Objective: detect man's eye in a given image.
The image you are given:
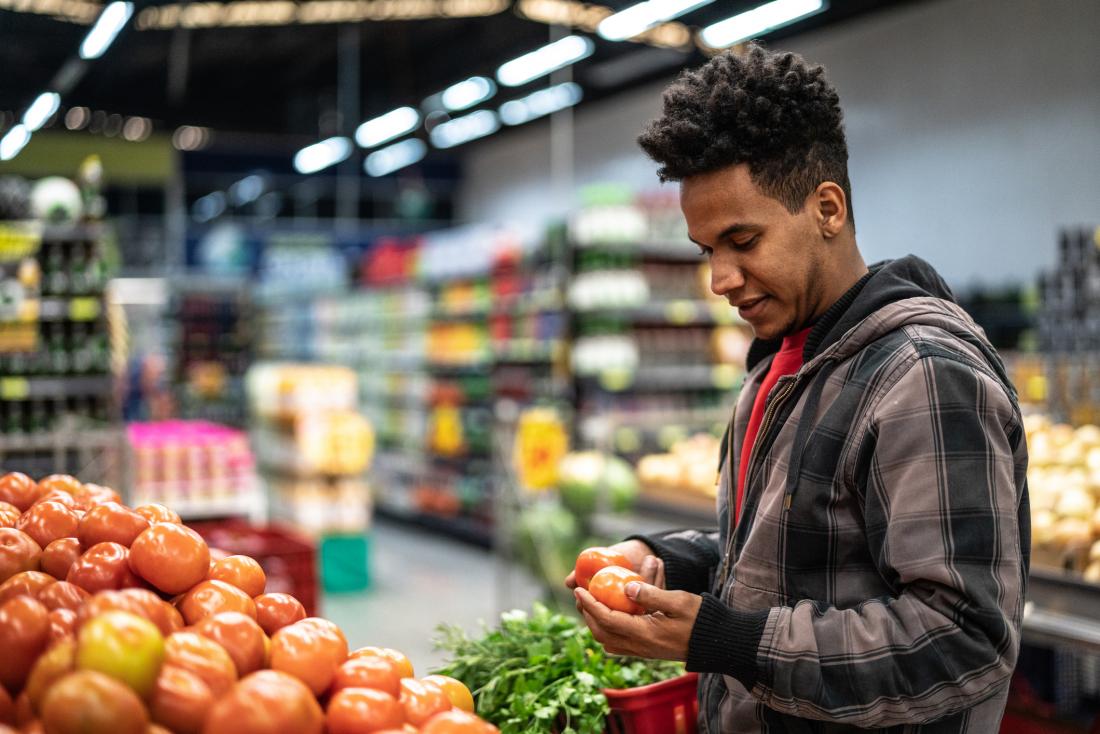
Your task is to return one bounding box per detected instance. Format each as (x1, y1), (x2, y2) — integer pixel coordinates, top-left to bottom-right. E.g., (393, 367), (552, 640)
(733, 235), (760, 250)
(696, 245), (712, 258)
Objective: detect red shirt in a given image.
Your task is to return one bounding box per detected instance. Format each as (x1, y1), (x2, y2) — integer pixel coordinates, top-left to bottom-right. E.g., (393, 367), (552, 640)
(735, 328), (811, 521)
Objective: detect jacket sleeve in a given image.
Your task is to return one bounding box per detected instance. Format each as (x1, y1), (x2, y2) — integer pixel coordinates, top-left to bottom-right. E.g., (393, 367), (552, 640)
(685, 354), (1028, 728)
(625, 528), (721, 595)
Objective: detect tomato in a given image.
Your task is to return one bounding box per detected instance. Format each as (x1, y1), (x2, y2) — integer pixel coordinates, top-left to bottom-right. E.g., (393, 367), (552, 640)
(164, 602), (184, 633)
(47, 608), (77, 645)
(350, 647), (414, 680)
(326, 687), (404, 734)
(35, 475), (81, 497)
(40, 537), (81, 580)
(208, 555), (265, 597)
(133, 504), (180, 525)
(193, 612), (267, 676)
(33, 489), (78, 509)
(36, 580), (87, 611)
(0, 501), (19, 528)
(147, 725), (173, 734)
(75, 484), (123, 508)
(201, 670), (323, 734)
(0, 571), (54, 606)
(16, 502), (79, 550)
(67, 542), (140, 593)
(40, 670), (148, 734)
(149, 664), (213, 734)
(421, 710), (499, 734)
(24, 637), (75, 713)
(164, 632), (238, 698)
(77, 589), (176, 637)
(12, 692), (32, 726)
(0, 473), (40, 513)
(76, 610), (165, 697)
(253, 593), (306, 636)
(574, 547), (633, 590)
(331, 655), (402, 697)
(587, 566), (645, 615)
(399, 678), (451, 727)
(78, 503), (150, 549)
(0, 596), (50, 692)
(0, 684), (12, 725)
(179, 580), (256, 625)
(422, 675), (475, 713)
(0, 528), (41, 584)
(129, 524), (210, 595)
(268, 618), (347, 696)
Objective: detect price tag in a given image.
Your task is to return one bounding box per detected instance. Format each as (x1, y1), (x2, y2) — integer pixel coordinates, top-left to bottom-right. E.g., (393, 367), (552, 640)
(711, 364), (739, 389)
(0, 377), (29, 400)
(68, 297), (101, 321)
(664, 300), (697, 324)
(598, 368), (635, 392)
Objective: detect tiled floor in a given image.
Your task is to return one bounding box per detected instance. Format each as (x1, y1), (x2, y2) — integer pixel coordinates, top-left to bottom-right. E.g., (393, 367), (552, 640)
(322, 518), (546, 674)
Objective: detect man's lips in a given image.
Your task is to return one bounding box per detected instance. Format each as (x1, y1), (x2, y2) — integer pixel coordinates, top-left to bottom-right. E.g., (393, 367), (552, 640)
(733, 296), (768, 319)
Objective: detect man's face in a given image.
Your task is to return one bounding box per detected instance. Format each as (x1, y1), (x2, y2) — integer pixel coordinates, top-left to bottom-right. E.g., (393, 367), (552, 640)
(681, 163), (826, 341)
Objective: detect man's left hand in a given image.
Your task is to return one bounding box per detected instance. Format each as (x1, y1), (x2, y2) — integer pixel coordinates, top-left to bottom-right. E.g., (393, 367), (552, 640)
(574, 581), (702, 661)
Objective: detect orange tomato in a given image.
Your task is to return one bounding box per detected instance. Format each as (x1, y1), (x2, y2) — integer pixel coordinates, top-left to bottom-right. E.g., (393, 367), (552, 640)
(13, 692), (32, 726)
(0, 501), (19, 528)
(0, 473), (41, 512)
(77, 589), (176, 637)
(24, 637), (75, 713)
(129, 524), (210, 595)
(67, 542), (140, 593)
(0, 596), (50, 693)
(268, 618), (347, 696)
(193, 612), (267, 676)
(423, 675), (475, 713)
(573, 547), (633, 590)
(40, 537), (81, 580)
(35, 475), (81, 497)
(149, 664), (214, 734)
(253, 593), (306, 636)
(0, 571), (54, 606)
(133, 504), (180, 525)
(587, 566), (645, 615)
(16, 501), (80, 549)
(208, 555), (265, 597)
(0, 683), (11, 725)
(34, 489), (78, 509)
(201, 670), (323, 734)
(47, 608), (77, 645)
(40, 670), (148, 734)
(78, 503), (150, 549)
(421, 710), (499, 734)
(326, 687), (404, 734)
(0, 528), (41, 584)
(331, 655), (402, 698)
(164, 632), (238, 698)
(350, 647), (414, 680)
(179, 580), (257, 625)
(75, 484), (123, 508)
(36, 580), (88, 612)
(399, 678), (451, 727)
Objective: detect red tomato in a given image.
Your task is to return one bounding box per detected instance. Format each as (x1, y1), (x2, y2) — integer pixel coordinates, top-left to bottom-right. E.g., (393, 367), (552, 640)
(75, 484), (123, 508)
(0, 682), (12, 724)
(0, 528), (41, 584)
(40, 537), (81, 580)
(326, 687), (404, 734)
(24, 637), (75, 713)
(179, 580), (257, 625)
(32, 489), (77, 509)
(399, 678), (451, 727)
(0, 571), (54, 606)
(36, 580), (88, 611)
(574, 547), (633, 590)
(39, 670), (148, 734)
(149, 664), (214, 734)
(47, 608), (77, 645)
(193, 612), (267, 676)
(0, 595), (50, 692)
(421, 710), (499, 734)
(164, 632), (238, 698)
(13, 692), (32, 726)
(350, 647), (414, 680)
(268, 618), (347, 695)
(587, 566), (645, 615)
(423, 675), (475, 713)
(133, 504), (180, 525)
(78, 503), (150, 549)
(129, 524), (210, 595)
(67, 542), (139, 593)
(253, 593), (306, 636)
(16, 502), (79, 550)
(208, 555), (265, 597)
(0, 473), (40, 512)
(331, 655), (402, 697)
(0, 501), (20, 528)
(201, 670), (323, 734)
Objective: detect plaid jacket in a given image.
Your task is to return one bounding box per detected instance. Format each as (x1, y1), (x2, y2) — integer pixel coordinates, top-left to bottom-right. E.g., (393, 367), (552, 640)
(636, 257), (1029, 733)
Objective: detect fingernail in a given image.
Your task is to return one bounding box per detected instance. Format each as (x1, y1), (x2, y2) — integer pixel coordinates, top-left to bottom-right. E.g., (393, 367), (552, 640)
(625, 582), (640, 599)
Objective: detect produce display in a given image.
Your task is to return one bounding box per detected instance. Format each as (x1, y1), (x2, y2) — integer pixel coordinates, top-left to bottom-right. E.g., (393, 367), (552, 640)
(0, 471), (498, 733)
(635, 433), (722, 501)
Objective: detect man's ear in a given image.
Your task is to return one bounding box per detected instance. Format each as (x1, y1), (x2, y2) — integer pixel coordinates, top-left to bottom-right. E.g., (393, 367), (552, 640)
(812, 182), (848, 239)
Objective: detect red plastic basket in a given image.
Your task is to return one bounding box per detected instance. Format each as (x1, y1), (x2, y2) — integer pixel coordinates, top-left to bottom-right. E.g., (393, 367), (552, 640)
(603, 672), (699, 734)
(188, 519), (319, 617)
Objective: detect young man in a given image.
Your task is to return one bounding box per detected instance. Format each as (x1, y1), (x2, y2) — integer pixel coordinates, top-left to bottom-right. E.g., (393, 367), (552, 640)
(568, 44), (1030, 732)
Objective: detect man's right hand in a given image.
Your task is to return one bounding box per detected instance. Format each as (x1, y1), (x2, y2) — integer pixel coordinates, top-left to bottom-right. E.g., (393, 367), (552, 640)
(564, 539), (666, 590)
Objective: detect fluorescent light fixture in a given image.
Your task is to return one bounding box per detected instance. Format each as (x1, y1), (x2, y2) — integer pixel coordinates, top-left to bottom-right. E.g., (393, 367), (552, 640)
(700, 0), (826, 49)
(80, 1), (134, 59)
(0, 124), (31, 161)
(441, 76), (497, 112)
(365, 138), (427, 177)
(229, 175), (264, 205)
(192, 191), (227, 223)
(598, 0), (715, 42)
(429, 110), (500, 149)
(355, 106), (420, 148)
(22, 92), (60, 131)
(496, 35), (595, 88)
(499, 82), (583, 126)
(293, 136), (352, 174)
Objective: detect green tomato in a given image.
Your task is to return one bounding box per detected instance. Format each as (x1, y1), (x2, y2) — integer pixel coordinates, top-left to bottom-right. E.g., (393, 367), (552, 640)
(76, 610), (165, 697)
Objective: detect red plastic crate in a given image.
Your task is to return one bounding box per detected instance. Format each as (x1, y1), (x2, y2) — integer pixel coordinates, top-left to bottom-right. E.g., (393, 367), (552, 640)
(188, 519), (319, 617)
(603, 672), (699, 734)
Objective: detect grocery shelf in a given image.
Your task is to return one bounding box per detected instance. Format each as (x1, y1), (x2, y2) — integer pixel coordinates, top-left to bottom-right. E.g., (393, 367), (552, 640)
(38, 297), (105, 321)
(1022, 568), (1100, 653)
(0, 427), (124, 452)
(575, 300), (746, 327)
(425, 361), (492, 374)
(137, 492), (267, 524)
(573, 240), (700, 262)
(374, 504), (493, 548)
(0, 374), (113, 401)
(492, 342), (562, 364)
(577, 364), (742, 393)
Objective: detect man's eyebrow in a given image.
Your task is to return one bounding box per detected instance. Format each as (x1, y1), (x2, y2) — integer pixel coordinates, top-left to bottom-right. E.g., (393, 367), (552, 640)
(688, 223), (760, 246)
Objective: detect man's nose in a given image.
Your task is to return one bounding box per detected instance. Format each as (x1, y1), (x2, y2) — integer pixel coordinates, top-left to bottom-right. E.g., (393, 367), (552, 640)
(710, 261), (745, 297)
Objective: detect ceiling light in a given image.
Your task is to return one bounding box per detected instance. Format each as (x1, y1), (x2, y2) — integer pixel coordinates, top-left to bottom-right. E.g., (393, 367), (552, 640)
(173, 125), (210, 151)
(597, 0), (714, 42)
(22, 92), (61, 132)
(192, 191), (227, 223)
(365, 138), (427, 177)
(440, 77), (496, 112)
(700, 0), (826, 49)
(0, 124), (31, 161)
(229, 174), (265, 205)
(293, 136), (352, 174)
(355, 106), (420, 148)
(121, 116), (151, 141)
(499, 82), (583, 126)
(429, 110), (500, 149)
(80, 1), (134, 59)
(497, 35), (595, 87)
(65, 106), (90, 130)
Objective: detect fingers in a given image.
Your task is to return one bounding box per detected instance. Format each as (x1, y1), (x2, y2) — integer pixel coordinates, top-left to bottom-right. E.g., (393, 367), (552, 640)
(564, 570), (578, 590)
(640, 556), (658, 585)
(625, 583), (690, 617)
(654, 557), (666, 590)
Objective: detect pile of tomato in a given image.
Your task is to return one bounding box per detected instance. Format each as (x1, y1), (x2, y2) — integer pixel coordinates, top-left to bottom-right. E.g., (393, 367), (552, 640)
(0, 472), (497, 734)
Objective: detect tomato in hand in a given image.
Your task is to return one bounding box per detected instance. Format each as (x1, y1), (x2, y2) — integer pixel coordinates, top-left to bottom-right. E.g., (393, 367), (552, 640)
(36, 580), (88, 611)
(399, 677), (452, 727)
(350, 646), (414, 679)
(423, 674), (475, 713)
(0, 595), (50, 692)
(24, 637), (75, 713)
(0, 571), (54, 606)
(0, 501), (20, 528)
(0, 473), (40, 512)
(587, 566), (646, 615)
(67, 542), (140, 593)
(47, 608), (77, 645)
(78, 503), (150, 549)
(164, 632), (238, 698)
(133, 504), (180, 525)
(40, 670), (148, 734)
(129, 523), (210, 595)
(574, 547), (633, 590)
(331, 655), (402, 697)
(268, 618), (347, 695)
(207, 555), (265, 597)
(40, 537), (81, 580)
(253, 593), (306, 636)
(421, 710), (499, 734)
(149, 664), (214, 734)
(193, 612), (267, 676)
(76, 610), (166, 697)
(0, 528), (41, 584)
(16, 501), (80, 549)
(201, 670), (323, 734)
(326, 687), (404, 734)
(179, 580), (256, 625)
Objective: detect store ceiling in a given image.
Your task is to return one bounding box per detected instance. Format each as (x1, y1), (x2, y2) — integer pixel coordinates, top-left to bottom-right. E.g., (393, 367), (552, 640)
(0, 0), (924, 148)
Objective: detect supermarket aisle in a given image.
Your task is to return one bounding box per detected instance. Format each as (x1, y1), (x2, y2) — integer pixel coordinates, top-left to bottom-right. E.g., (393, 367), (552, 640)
(322, 518), (546, 672)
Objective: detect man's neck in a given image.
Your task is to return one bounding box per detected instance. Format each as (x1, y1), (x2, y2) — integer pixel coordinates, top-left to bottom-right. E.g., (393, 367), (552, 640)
(813, 250), (868, 324)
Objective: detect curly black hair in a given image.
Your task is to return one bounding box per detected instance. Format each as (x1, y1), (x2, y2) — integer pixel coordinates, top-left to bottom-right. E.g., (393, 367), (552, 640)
(638, 43), (854, 227)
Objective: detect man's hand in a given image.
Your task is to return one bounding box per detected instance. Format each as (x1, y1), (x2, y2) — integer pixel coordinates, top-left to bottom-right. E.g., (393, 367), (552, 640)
(564, 540), (665, 590)
(574, 581), (702, 661)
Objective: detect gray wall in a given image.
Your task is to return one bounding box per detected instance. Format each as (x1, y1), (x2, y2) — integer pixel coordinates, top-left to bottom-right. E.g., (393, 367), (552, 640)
(457, 0), (1100, 286)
